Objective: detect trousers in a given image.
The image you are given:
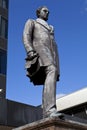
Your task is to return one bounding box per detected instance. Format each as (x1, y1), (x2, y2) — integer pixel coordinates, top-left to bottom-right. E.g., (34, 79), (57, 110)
(42, 65), (58, 117)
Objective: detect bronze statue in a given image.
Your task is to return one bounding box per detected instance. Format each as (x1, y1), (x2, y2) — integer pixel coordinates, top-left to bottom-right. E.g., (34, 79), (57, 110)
(23, 6), (60, 118)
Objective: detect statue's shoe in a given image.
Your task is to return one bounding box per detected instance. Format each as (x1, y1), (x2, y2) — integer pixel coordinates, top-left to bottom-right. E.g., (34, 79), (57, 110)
(44, 109), (64, 119)
(49, 111), (64, 118)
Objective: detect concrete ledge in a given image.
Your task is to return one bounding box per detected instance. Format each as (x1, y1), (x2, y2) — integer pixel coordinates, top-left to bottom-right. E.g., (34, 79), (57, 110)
(0, 126), (14, 130)
(13, 117), (87, 130)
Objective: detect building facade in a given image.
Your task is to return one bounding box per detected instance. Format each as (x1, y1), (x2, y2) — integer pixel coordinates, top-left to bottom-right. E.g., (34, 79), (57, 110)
(56, 87), (87, 120)
(0, 0), (8, 98)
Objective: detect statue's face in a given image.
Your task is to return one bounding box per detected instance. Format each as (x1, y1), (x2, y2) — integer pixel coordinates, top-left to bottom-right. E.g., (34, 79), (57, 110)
(39, 7), (49, 21)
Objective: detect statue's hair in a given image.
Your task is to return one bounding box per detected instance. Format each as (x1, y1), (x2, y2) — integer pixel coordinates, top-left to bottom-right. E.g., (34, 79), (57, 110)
(36, 6), (48, 18)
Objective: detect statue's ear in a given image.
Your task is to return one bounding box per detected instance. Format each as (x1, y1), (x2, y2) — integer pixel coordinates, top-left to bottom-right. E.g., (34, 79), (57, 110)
(38, 13), (40, 18)
(36, 9), (40, 18)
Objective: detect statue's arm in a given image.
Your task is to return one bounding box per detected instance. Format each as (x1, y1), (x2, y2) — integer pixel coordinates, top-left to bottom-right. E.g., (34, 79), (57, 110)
(50, 25), (59, 66)
(23, 19), (35, 55)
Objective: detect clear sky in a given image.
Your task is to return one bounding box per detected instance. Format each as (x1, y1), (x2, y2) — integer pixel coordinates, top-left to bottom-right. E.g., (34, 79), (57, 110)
(6, 0), (87, 106)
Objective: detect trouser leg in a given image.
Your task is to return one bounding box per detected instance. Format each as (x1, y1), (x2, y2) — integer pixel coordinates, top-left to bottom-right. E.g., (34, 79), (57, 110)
(42, 65), (58, 117)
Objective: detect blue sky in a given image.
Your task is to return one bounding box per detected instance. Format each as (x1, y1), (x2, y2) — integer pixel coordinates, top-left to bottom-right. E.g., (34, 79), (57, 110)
(6, 0), (87, 106)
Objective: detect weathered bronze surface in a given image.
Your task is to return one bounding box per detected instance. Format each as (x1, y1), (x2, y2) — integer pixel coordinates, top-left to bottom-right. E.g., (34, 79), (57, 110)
(23, 6), (60, 118)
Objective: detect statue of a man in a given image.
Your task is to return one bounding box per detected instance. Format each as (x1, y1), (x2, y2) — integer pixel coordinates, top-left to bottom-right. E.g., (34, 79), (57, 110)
(23, 6), (60, 118)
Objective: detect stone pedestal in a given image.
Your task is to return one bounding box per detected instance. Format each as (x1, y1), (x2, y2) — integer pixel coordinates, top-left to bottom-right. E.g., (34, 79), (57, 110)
(0, 126), (14, 130)
(13, 117), (87, 130)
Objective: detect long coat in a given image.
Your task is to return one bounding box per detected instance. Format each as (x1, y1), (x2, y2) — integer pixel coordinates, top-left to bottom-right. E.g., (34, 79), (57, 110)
(23, 18), (60, 85)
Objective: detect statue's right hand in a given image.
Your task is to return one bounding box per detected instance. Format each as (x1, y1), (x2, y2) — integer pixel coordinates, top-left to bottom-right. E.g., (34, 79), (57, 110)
(29, 51), (34, 57)
(27, 51), (38, 60)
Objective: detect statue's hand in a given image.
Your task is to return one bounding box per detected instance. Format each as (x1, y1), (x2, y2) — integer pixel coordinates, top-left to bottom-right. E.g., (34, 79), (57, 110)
(27, 50), (38, 60)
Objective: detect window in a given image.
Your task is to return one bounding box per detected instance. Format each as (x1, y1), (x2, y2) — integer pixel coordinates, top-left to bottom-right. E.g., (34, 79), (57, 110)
(0, 16), (8, 39)
(0, 49), (7, 75)
(0, 0), (8, 9)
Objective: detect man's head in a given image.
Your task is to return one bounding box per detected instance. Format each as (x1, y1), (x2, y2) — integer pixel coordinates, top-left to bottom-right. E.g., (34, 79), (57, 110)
(36, 6), (49, 21)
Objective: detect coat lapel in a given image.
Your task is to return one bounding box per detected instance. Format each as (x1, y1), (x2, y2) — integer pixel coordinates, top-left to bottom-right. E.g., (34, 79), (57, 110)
(36, 18), (51, 31)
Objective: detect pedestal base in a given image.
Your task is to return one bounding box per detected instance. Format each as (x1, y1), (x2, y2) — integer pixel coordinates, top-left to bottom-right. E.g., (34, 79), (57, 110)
(13, 116), (87, 130)
(0, 126), (14, 130)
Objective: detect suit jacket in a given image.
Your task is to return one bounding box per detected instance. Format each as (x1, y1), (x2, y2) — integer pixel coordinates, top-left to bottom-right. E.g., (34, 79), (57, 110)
(23, 18), (60, 85)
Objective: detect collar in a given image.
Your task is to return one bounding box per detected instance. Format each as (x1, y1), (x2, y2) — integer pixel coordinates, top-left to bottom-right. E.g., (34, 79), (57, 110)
(36, 18), (51, 31)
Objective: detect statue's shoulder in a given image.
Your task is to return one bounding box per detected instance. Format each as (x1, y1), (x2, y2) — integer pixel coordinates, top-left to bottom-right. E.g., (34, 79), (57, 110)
(25, 19), (35, 23)
(29, 19), (35, 22)
(49, 25), (54, 31)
